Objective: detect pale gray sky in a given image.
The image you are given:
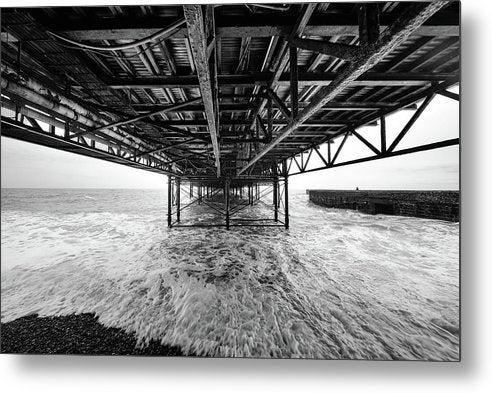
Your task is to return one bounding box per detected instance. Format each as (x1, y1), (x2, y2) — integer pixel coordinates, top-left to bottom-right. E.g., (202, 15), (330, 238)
(1, 86), (459, 191)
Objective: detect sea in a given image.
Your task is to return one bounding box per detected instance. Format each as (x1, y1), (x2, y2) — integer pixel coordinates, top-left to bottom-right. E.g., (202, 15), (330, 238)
(0, 188), (460, 360)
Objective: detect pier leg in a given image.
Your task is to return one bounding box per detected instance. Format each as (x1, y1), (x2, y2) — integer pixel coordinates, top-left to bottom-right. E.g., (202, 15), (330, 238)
(284, 178), (289, 229)
(167, 176), (172, 228)
(283, 161), (289, 229)
(273, 179), (278, 222)
(225, 179), (230, 230)
(176, 179), (181, 223)
(198, 185), (202, 204)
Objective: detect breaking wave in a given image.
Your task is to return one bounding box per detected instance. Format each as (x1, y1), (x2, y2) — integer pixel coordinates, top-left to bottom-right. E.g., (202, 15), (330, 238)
(1, 189), (459, 359)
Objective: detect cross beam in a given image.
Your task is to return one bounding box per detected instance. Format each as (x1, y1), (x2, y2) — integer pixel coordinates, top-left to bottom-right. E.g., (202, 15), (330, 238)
(58, 20), (459, 41)
(183, 5), (221, 176)
(73, 98), (202, 138)
(248, 3), (316, 129)
(144, 119), (361, 128)
(106, 72), (458, 89)
(289, 37), (360, 60)
(238, 1), (449, 175)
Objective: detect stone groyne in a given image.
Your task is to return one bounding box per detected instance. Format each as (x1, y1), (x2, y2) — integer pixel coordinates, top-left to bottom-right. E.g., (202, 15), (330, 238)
(307, 190), (459, 222)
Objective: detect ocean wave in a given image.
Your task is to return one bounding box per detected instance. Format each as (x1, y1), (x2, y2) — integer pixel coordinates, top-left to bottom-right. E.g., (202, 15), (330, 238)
(1, 190), (459, 359)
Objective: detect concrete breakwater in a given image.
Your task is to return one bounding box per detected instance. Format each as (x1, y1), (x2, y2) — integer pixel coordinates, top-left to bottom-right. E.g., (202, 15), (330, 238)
(307, 190), (459, 222)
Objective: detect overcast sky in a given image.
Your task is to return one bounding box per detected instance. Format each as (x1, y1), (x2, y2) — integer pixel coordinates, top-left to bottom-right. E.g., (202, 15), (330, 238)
(1, 88), (459, 191)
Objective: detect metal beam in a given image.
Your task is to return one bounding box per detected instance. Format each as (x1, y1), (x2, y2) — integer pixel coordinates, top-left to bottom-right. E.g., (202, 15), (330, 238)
(238, 1), (448, 175)
(106, 72), (457, 89)
(268, 89), (291, 120)
(59, 21), (459, 41)
(124, 101), (407, 114)
(289, 37), (359, 60)
(1, 117), (178, 176)
(436, 89), (459, 101)
(387, 94), (435, 152)
(144, 119), (359, 128)
(225, 178), (230, 229)
(184, 4), (221, 176)
(249, 3), (316, 128)
(289, 138), (459, 176)
(358, 3), (381, 45)
(73, 98), (202, 137)
(351, 129), (380, 155)
(167, 176), (172, 227)
(290, 46), (299, 119)
(130, 138), (197, 159)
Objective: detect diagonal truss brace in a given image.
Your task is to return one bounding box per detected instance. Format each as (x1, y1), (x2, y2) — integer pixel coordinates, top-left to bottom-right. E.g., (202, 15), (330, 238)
(73, 97), (202, 138)
(238, 1), (449, 175)
(282, 89), (458, 177)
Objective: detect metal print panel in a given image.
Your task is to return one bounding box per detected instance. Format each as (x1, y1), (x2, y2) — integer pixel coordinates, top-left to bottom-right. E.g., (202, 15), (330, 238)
(0, 1), (460, 360)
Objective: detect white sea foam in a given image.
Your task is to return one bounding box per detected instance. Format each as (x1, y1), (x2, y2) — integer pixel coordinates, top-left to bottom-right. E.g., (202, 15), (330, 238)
(1, 189), (459, 359)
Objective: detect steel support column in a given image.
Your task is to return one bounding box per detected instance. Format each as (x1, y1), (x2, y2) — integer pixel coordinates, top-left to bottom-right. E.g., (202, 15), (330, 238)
(283, 161), (289, 229)
(167, 175), (172, 227)
(273, 178), (278, 222)
(225, 178), (230, 230)
(176, 178), (181, 222)
(380, 116), (387, 153)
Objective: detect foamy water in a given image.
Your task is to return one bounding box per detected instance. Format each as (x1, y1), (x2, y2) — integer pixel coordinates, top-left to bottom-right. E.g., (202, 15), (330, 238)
(1, 188), (459, 360)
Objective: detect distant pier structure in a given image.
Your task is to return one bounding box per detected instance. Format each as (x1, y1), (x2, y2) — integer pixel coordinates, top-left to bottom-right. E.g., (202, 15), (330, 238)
(0, 3), (459, 229)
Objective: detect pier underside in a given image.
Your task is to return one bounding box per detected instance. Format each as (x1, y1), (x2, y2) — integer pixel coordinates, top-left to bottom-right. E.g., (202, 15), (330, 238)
(167, 176), (289, 228)
(0, 2), (459, 228)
